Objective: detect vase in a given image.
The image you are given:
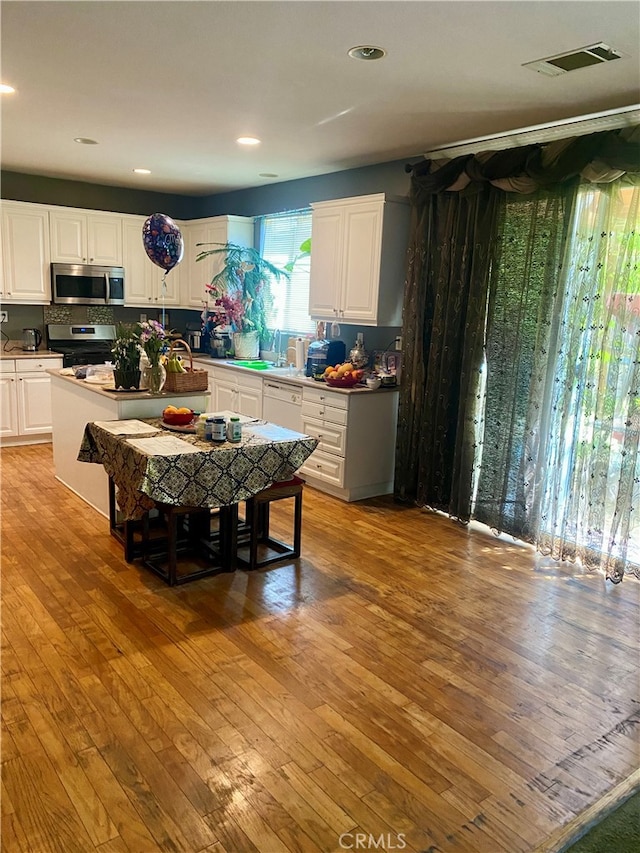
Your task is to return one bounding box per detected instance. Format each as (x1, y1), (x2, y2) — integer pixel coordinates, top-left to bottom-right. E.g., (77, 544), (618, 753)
(113, 367), (141, 390)
(233, 331), (260, 360)
(143, 361), (166, 395)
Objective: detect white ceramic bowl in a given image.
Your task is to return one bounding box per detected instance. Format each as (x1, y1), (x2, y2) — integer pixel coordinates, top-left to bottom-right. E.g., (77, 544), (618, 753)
(366, 376), (382, 390)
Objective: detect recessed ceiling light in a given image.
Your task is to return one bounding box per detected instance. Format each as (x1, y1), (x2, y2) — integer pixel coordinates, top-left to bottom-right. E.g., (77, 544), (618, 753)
(0, 83), (16, 94)
(74, 137), (99, 145)
(348, 45), (386, 61)
(259, 173), (278, 178)
(133, 168), (151, 174)
(237, 136), (261, 146)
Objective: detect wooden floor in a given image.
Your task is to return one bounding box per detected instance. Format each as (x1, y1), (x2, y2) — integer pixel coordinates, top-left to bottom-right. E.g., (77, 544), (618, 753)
(2, 444), (639, 853)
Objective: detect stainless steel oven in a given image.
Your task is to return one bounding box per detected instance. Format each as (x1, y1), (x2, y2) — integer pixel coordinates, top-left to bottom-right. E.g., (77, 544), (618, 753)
(51, 263), (125, 305)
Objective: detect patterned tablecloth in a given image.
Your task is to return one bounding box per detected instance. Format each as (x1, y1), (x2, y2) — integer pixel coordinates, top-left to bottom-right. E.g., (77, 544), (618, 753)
(78, 418), (318, 520)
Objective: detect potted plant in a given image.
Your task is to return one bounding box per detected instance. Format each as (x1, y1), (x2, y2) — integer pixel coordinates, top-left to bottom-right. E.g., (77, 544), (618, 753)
(111, 323), (142, 390)
(196, 242), (289, 359)
(139, 319), (167, 394)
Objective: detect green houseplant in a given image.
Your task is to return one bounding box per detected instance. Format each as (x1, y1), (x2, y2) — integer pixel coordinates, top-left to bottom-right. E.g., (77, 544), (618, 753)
(111, 323), (141, 390)
(196, 242), (289, 359)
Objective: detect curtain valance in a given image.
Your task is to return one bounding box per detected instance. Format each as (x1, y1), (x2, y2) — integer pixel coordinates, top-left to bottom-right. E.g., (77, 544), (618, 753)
(405, 125), (640, 195)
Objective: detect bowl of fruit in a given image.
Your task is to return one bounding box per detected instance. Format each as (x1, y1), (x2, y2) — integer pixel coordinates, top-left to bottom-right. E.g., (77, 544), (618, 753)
(323, 363), (364, 388)
(162, 405), (195, 425)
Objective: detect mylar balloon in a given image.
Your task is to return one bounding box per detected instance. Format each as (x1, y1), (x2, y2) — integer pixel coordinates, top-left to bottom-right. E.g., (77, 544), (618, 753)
(142, 213), (184, 272)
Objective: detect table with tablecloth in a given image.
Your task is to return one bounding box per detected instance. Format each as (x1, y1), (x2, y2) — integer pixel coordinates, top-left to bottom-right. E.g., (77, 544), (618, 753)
(78, 417), (318, 520)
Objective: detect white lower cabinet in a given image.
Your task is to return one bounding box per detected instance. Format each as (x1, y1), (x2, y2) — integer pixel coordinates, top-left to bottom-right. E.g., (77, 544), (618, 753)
(300, 384), (399, 501)
(206, 364), (263, 419)
(193, 359), (399, 501)
(0, 357), (64, 443)
(0, 372), (18, 436)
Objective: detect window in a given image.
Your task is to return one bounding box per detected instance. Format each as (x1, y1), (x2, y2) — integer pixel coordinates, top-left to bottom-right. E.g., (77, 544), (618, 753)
(260, 210), (314, 335)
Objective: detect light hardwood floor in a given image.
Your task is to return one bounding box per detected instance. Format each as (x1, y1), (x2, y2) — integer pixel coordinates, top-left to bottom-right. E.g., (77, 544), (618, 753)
(1, 444), (639, 853)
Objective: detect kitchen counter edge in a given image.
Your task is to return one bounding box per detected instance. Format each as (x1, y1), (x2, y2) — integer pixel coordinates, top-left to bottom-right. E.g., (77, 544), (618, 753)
(47, 369), (212, 401)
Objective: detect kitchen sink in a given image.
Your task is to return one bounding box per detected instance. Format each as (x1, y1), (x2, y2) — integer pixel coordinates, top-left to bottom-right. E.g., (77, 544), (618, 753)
(226, 360), (274, 370)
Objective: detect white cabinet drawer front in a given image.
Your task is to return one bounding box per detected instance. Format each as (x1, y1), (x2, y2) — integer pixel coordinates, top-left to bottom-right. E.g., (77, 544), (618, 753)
(0, 360), (16, 373)
(303, 385), (348, 410)
(301, 400), (348, 425)
(301, 416), (346, 456)
(237, 373), (264, 393)
(300, 448), (344, 486)
(15, 357), (63, 372)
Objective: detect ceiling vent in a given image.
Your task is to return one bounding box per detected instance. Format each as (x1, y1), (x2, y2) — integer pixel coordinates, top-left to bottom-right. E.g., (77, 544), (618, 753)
(523, 43), (624, 77)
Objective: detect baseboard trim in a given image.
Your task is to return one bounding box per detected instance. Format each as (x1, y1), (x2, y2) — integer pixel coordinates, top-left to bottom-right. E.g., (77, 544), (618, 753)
(534, 768), (640, 853)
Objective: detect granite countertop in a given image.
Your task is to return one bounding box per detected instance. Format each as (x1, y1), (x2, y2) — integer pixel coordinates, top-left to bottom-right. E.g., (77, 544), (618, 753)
(1, 347), (63, 360)
(47, 369), (211, 401)
(192, 355), (399, 394)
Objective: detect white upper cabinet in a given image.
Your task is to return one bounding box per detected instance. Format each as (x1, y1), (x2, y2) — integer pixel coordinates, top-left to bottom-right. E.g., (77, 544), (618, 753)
(1, 201), (52, 303)
(50, 207), (123, 265)
(309, 193), (410, 326)
(122, 215), (180, 307)
(182, 215), (254, 309)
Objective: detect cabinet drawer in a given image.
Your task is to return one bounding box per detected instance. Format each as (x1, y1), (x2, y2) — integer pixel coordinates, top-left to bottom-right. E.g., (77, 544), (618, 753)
(301, 400), (348, 425)
(299, 448), (344, 487)
(303, 385), (348, 410)
(301, 416), (346, 456)
(15, 357), (63, 372)
(0, 360), (16, 373)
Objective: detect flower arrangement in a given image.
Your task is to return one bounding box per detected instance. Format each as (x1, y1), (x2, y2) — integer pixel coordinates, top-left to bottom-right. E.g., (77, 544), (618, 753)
(139, 319), (166, 366)
(111, 323), (141, 374)
(197, 243), (288, 343)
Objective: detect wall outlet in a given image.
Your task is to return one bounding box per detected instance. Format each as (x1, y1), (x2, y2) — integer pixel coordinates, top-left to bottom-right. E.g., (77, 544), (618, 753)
(395, 336), (402, 351)
(0, 311), (8, 324)
(140, 313), (147, 323)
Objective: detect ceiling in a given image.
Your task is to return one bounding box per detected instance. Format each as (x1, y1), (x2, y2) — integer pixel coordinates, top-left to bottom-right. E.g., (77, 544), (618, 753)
(1, 1), (639, 197)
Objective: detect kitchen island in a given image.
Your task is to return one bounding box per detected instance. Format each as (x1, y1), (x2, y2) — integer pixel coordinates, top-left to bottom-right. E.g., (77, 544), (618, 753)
(48, 370), (210, 517)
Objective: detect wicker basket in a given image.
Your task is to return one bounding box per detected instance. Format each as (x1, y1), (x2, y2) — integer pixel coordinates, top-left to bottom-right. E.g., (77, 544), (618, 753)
(163, 339), (209, 393)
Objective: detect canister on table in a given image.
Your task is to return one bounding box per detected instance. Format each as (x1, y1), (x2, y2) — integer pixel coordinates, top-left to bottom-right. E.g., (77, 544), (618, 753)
(211, 416), (227, 442)
(226, 416), (242, 442)
(195, 414), (208, 440)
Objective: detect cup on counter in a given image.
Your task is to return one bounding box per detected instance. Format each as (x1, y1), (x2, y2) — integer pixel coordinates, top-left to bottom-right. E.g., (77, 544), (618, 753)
(366, 375), (382, 390)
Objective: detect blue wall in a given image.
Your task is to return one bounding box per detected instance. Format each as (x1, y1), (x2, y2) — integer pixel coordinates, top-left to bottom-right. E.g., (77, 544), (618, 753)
(2, 157), (411, 219)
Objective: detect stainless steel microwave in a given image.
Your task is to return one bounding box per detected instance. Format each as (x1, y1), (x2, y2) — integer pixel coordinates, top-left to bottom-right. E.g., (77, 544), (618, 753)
(51, 263), (125, 305)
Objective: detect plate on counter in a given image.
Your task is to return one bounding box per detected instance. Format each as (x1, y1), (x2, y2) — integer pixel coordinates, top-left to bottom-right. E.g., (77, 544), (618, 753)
(160, 420), (197, 434)
(85, 376), (114, 385)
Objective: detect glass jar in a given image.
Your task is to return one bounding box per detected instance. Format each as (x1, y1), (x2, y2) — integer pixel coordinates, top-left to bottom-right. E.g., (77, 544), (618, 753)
(143, 360), (166, 395)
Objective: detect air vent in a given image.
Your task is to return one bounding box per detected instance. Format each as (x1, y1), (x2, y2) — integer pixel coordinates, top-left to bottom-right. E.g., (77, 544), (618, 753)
(523, 43), (624, 77)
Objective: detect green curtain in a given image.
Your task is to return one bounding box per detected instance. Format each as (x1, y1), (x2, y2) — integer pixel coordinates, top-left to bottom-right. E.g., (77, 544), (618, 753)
(473, 184), (578, 537)
(395, 186), (501, 516)
(396, 125), (640, 581)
